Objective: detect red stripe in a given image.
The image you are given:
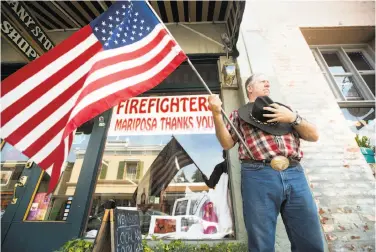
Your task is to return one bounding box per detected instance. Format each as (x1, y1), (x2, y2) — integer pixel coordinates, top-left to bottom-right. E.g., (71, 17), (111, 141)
(47, 144), (64, 194)
(6, 73), (88, 146)
(91, 29), (168, 70)
(22, 111), (71, 158)
(74, 40), (176, 109)
(1, 42), (102, 127)
(1, 25), (93, 97)
(63, 52), (186, 137)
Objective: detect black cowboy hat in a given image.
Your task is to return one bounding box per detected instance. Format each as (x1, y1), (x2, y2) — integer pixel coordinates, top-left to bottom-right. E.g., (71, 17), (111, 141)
(238, 96), (293, 136)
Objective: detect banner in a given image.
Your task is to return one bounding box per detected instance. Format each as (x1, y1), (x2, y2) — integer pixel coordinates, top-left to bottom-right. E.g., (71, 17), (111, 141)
(108, 95), (215, 136)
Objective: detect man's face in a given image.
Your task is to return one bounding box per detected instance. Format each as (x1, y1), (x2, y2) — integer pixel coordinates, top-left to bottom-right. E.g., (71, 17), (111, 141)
(247, 74), (270, 97)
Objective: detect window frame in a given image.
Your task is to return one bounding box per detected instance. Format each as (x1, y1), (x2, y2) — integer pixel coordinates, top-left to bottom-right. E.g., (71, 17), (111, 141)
(311, 44), (375, 107)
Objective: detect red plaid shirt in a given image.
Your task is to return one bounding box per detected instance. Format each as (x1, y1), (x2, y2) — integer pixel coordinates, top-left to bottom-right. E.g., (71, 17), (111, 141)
(226, 110), (303, 161)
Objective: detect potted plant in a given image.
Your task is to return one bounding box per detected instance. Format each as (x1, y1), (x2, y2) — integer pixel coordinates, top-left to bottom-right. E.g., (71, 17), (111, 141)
(355, 134), (375, 163)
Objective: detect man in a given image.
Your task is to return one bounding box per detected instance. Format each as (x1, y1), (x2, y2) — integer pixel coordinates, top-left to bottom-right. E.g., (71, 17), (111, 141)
(208, 73), (324, 252)
(203, 150), (228, 189)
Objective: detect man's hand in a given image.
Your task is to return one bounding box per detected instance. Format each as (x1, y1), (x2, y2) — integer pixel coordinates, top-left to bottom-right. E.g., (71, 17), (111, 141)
(263, 103), (296, 123)
(208, 95), (222, 115)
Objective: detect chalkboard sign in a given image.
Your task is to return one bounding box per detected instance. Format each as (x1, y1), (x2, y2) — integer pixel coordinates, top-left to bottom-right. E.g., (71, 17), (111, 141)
(114, 208), (143, 252)
(93, 207), (143, 252)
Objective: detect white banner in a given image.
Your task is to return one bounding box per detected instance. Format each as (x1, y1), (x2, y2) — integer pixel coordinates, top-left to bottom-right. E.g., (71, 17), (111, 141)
(108, 95), (215, 136)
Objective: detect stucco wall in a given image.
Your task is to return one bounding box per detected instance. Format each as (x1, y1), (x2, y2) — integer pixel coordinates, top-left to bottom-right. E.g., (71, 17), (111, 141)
(236, 1), (375, 251)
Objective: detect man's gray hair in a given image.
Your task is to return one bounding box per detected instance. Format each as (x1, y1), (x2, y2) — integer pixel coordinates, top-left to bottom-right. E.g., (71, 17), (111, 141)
(244, 73), (264, 91)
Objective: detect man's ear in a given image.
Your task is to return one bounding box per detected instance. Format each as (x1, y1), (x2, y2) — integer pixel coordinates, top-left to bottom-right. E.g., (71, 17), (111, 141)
(247, 84), (253, 94)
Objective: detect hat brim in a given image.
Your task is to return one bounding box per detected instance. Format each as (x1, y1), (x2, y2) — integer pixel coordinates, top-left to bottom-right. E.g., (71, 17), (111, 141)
(238, 103), (293, 136)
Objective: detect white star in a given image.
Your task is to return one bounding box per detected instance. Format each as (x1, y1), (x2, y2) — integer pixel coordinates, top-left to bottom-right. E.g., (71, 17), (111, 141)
(109, 31), (113, 35)
(116, 11), (120, 15)
(126, 27), (129, 30)
(102, 21), (106, 26)
(94, 27), (99, 31)
(133, 25), (137, 29)
(131, 37), (134, 41)
(135, 12), (139, 16)
(102, 29), (106, 33)
(115, 40), (118, 44)
(116, 33), (120, 37)
(122, 4), (126, 9)
(132, 31), (136, 34)
(119, 27), (123, 31)
(116, 17), (120, 22)
(102, 37), (106, 41)
(105, 42), (109, 47)
(109, 16), (113, 20)
(138, 33), (142, 36)
(122, 39), (126, 43)
(141, 20), (145, 24)
(121, 22), (124, 25)
(108, 37), (112, 41)
(133, 18), (137, 22)
(122, 12), (125, 16)
(124, 33), (128, 37)
(109, 24), (113, 28)
(140, 26), (143, 30)
(146, 27), (150, 31)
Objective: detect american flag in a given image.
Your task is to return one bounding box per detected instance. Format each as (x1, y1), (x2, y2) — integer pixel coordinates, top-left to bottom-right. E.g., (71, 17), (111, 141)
(0, 1), (186, 192)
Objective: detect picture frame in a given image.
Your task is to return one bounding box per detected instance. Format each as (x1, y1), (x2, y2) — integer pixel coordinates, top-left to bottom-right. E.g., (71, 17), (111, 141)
(0, 170), (13, 186)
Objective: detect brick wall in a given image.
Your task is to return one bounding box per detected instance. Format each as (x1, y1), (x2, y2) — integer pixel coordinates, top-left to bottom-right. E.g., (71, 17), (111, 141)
(237, 1), (375, 251)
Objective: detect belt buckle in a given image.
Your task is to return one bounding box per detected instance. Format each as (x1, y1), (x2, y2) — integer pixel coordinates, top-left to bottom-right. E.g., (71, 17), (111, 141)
(270, 156), (289, 171)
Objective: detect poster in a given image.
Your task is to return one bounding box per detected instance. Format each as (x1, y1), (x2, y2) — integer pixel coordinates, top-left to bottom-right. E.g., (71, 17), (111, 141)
(108, 95), (215, 136)
(26, 193), (51, 221)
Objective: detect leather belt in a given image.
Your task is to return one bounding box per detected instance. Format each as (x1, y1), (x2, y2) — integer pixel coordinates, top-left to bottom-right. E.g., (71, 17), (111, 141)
(241, 156), (300, 171)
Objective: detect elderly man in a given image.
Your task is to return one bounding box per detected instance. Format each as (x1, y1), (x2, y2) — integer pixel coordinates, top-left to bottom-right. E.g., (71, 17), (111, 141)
(208, 73), (324, 252)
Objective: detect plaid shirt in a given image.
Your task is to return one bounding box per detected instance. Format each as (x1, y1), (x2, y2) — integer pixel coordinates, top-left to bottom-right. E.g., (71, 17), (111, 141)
(226, 110), (303, 161)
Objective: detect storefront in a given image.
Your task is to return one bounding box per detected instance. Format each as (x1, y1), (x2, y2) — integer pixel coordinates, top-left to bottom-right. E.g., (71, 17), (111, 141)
(2, 1), (376, 251)
(1, 1), (246, 250)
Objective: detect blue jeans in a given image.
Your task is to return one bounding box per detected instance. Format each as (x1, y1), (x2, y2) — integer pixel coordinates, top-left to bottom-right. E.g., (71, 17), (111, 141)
(241, 162), (324, 252)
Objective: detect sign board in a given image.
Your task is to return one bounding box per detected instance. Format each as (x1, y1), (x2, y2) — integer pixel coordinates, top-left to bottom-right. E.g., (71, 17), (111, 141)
(108, 95), (215, 136)
(2, 0), (55, 52)
(1, 13), (40, 61)
(93, 208), (143, 252)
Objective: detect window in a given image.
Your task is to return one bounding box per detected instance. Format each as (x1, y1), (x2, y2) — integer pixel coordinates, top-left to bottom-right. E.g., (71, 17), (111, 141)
(311, 44), (375, 145)
(85, 93), (234, 240)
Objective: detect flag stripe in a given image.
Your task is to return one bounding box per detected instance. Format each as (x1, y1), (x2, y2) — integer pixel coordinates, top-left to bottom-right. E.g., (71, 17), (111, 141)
(74, 39), (176, 107)
(23, 111), (72, 158)
(67, 45), (182, 126)
(84, 32), (170, 87)
(1, 42), (102, 128)
(0, 46), (101, 139)
(88, 29), (168, 76)
(7, 74), (85, 150)
(1, 25), (93, 97)
(64, 52), (186, 136)
(1, 33), (98, 112)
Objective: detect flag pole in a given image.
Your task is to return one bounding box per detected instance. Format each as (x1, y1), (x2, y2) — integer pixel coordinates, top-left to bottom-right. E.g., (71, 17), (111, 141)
(146, 1), (254, 159)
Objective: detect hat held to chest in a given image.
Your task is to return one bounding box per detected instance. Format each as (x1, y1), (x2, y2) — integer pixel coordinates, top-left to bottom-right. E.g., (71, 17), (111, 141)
(238, 96), (293, 136)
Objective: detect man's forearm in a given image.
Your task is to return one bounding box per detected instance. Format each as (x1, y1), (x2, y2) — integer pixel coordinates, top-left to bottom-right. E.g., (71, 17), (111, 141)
(294, 119), (319, 142)
(213, 113), (235, 150)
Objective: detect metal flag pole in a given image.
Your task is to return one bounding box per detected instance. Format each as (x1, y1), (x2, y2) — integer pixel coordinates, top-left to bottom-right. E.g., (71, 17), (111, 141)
(145, 1), (254, 158)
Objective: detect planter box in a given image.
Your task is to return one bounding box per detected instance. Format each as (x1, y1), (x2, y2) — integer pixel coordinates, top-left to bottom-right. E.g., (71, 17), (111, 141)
(360, 147), (375, 163)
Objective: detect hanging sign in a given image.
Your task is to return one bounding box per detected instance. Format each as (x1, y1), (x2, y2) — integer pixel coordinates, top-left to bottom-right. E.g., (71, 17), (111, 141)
(2, 1), (55, 52)
(1, 14), (40, 61)
(108, 95), (215, 136)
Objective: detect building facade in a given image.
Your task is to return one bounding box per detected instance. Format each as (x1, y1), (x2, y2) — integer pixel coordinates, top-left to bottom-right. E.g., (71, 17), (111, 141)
(1, 1), (375, 252)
